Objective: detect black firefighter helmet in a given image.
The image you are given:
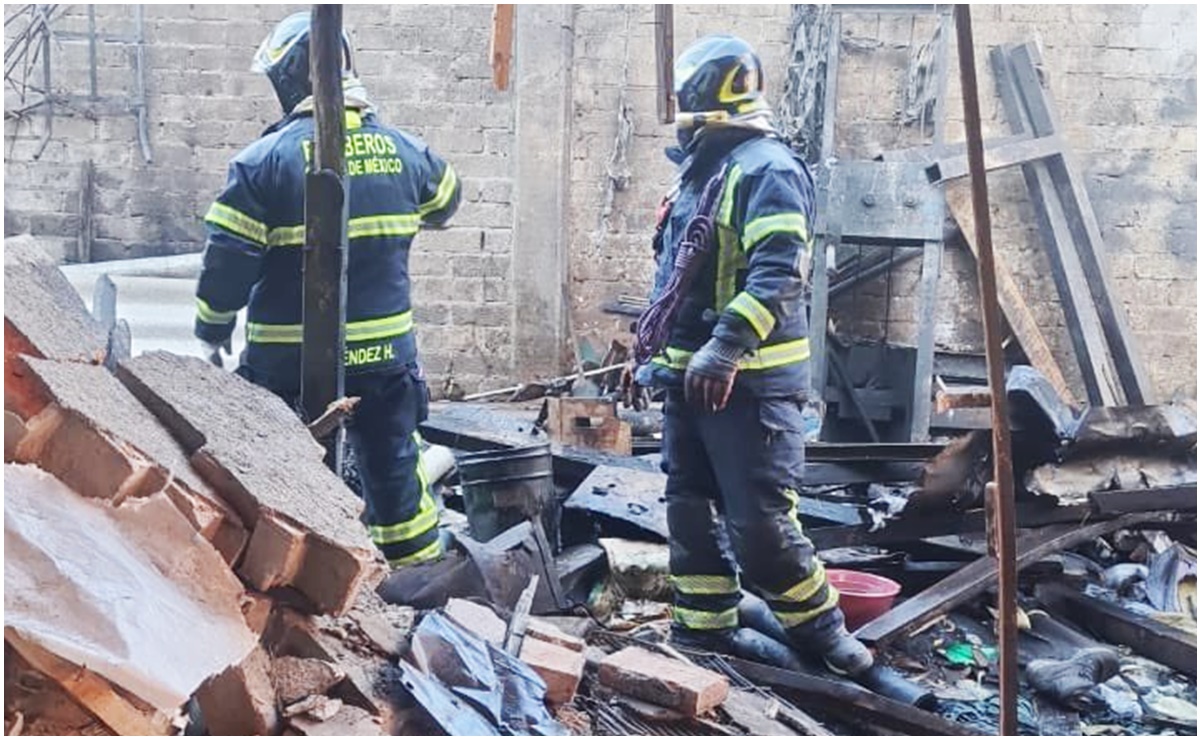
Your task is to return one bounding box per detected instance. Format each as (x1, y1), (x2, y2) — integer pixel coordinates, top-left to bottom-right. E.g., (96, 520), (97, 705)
(674, 34), (768, 131)
(252, 11), (355, 115)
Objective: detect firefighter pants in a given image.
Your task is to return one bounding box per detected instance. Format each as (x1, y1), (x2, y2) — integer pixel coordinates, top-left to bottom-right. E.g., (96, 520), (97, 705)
(243, 362), (442, 567)
(662, 387), (844, 638)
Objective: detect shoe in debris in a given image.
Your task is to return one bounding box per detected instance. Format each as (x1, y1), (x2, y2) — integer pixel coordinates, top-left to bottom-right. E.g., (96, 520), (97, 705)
(1025, 646), (1121, 709)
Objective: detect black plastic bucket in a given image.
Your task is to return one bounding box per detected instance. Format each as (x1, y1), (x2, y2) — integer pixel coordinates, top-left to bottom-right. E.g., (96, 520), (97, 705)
(457, 443), (557, 545)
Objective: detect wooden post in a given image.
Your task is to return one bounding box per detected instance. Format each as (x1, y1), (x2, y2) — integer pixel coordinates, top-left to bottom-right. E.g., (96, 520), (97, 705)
(953, 5), (1018, 735)
(301, 5), (349, 469)
(654, 5), (674, 123)
(491, 5), (515, 91)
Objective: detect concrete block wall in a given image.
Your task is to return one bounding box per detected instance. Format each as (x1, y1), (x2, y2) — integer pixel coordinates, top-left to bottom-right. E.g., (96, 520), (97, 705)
(5, 4), (1197, 400)
(4, 4), (517, 394)
(567, 4), (1197, 402)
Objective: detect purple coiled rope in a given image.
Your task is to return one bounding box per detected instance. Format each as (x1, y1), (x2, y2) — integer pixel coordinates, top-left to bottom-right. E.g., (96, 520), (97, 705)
(635, 164), (730, 366)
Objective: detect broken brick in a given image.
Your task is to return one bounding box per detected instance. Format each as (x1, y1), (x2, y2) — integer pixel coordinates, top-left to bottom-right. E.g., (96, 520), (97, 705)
(597, 646), (729, 717)
(240, 514), (307, 592)
(195, 645), (279, 736)
(519, 637), (585, 706)
(526, 618), (586, 653)
(5, 410), (26, 462)
(271, 656), (346, 705)
(445, 599), (507, 646)
(15, 404), (161, 501)
(119, 352), (377, 616)
(241, 591), (274, 635)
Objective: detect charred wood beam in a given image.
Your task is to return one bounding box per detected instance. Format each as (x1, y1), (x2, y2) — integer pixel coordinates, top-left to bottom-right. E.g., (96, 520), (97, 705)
(853, 511), (1176, 647)
(726, 658), (982, 736)
(1035, 581), (1196, 678)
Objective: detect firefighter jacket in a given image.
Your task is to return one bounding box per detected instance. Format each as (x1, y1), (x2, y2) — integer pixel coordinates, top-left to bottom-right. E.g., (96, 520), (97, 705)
(194, 107), (460, 394)
(646, 128), (815, 397)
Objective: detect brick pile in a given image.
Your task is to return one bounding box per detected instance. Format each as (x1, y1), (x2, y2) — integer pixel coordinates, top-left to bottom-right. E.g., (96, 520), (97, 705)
(2, 238), (408, 735)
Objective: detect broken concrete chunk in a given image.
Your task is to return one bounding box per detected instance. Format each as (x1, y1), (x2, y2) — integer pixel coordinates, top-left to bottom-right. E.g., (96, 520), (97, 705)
(526, 618), (586, 653)
(597, 646), (729, 717)
(195, 646), (279, 736)
(520, 638), (586, 706)
(287, 703), (383, 736)
(271, 656), (346, 706)
(3, 237), (108, 418)
(444, 598), (507, 646)
(118, 352), (378, 616)
(284, 695), (343, 721)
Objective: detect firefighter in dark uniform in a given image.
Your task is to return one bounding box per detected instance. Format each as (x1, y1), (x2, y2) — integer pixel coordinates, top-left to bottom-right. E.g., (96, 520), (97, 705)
(633, 35), (873, 675)
(194, 13), (460, 568)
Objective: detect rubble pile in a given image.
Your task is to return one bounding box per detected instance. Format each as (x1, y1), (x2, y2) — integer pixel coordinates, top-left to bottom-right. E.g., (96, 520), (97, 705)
(3, 240), (410, 736)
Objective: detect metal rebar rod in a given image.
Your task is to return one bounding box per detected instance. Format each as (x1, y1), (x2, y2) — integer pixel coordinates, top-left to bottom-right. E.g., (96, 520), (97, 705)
(953, 5), (1018, 736)
(302, 4), (349, 468)
(653, 5), (674, 123)
(86, 4), (96, 100)
(32, 4), (51, 159)
(133, 4), (152, 163)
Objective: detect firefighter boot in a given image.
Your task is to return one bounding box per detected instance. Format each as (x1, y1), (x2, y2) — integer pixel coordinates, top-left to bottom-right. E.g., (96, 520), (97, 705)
(787, 612), (874, 677)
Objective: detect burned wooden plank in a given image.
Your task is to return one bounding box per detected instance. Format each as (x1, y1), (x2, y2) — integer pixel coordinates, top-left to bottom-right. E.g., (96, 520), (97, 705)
(990, 45), (1123, 406)
(854, 512), (1175, 646)
(5, 630), (174, 736)
(725, 658), (981, 736)
(945, 180), (1075, 404)
(1088, 485), (1197, 515)
(1007, 42), (1155, 405)
(1035, 582), (1196, 677)
(926, 133), (1063, 182)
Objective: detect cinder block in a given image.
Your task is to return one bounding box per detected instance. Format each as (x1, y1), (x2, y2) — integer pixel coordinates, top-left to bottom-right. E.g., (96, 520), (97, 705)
(520, 638), (586, 706)
(597, 646), (729, 717)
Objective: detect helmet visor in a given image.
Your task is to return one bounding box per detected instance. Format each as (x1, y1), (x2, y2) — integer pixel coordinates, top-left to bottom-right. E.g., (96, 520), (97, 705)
(251, 12), (311, 74)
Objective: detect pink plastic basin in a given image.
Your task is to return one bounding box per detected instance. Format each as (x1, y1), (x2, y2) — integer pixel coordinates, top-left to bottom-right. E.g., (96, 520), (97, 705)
(827, 569), (902, 631)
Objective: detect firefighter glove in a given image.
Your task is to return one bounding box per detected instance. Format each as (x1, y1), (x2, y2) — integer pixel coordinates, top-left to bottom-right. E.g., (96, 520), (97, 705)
(684, 336), (743, 412)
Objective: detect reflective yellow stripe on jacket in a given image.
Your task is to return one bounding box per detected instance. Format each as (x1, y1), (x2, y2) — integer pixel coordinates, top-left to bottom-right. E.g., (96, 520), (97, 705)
(266, 213), (422, 247)
(196, 297), (237, 325)
(741, 212), (810, 251)
(418, 165), (458, 218)
(205, 202), (268, 247)
(246, 310), (413, 344)
(651, 337), (810, 372)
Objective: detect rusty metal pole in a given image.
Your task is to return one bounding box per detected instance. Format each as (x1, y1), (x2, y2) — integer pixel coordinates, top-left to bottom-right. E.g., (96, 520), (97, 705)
(302, 5), (348, 470)
(654, 5), (674, 124)
(953, 5), (1018, 735)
